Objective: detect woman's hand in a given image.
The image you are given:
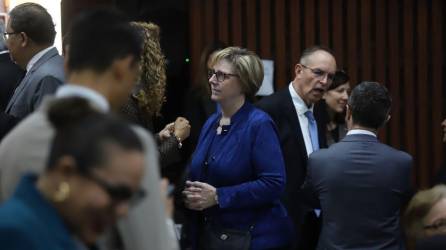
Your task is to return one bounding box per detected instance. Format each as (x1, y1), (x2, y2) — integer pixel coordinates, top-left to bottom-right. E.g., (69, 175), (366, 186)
(173, 117), (191, 142)
(158, 122), (174, 141)
(183, 181), (218, 211)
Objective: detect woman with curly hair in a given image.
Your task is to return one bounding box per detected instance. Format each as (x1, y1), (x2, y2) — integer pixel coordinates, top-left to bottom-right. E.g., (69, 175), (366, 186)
(121, 21), (190, 169)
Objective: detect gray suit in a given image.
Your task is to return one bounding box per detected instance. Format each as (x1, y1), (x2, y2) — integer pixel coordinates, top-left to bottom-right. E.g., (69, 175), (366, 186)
(0, 97), (178, 250)
(5, 48), (64, 119)
(304, 133), (412, 250)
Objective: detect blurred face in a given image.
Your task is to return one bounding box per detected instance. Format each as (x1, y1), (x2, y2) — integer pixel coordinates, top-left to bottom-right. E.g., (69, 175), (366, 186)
(294, 50), (336, 106)
(208, 59), (243, 104)
(442, 119), (446, 143)
(423, 198), (446, 238)
(109, 56), (140, 110)
(61, 146), (145, 245)
(324, 83), (351, 113)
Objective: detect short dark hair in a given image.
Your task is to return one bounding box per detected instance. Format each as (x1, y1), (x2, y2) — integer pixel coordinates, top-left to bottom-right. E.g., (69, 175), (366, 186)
(67, 8), (142, 73)
(46, 97), (143, 174)
(299, 45), (335, 64)
(9, 3), (56, 45)
(348, 81), (392, 129)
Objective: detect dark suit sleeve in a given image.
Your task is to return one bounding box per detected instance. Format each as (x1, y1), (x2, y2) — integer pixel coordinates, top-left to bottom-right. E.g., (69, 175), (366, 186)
(0, 112), (21, 140)
(31, 75), (63, 110)
(301, 155), (321, 209)
(217, 120), (286, 209)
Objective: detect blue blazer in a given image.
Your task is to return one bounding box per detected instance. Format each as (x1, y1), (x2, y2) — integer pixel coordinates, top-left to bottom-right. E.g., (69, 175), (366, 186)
(0, 174), (78, 250)
(188, 102), (293, 249)
(304, 134), (412, 250)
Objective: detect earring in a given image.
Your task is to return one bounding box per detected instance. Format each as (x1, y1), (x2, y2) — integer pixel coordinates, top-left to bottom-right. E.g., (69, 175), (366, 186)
(53, 182), (70, 202)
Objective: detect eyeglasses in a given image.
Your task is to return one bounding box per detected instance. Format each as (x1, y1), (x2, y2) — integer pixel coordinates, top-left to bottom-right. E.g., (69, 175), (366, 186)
(301, 64), (336, 83)
(87, 174), (146, 206)
(2, 32), (21, 40)
(208, 69), (239, 82)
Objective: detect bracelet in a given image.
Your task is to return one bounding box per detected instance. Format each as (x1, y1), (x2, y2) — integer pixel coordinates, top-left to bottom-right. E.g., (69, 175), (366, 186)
(175, 135), (182, 149)
(214, 192), (219, 205)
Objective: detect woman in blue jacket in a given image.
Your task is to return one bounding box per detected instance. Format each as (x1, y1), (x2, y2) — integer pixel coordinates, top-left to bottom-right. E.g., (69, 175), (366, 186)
(183, 47), (293, 250)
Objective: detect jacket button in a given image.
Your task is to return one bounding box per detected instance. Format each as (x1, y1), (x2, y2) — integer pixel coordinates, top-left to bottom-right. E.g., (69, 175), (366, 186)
(220, 234), (228, 240)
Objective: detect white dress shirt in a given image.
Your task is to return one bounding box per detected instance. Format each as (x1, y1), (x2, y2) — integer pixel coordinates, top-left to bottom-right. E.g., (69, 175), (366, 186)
(289, 83), (316, 156)
(55, 84), (110, 112)
(347, 129), (377, 137)
(26, 46), (55, 73)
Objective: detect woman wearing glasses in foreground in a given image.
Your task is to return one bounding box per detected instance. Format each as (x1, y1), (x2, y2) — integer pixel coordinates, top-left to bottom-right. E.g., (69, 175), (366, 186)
(0, 98), (145, 250)
(183, 47), (293, 250)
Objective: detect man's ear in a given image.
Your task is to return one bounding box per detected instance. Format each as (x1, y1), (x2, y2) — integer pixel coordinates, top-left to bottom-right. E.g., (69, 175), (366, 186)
(51, 155), (77, 178)
(294, 63), (304, 78)
(111, 55), (134, 81)
(19, 32), (29, 48)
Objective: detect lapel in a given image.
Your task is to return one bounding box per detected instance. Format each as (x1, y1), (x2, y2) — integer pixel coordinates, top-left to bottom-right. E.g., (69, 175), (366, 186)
(279, 88), (309, 161)
(5, 48), (59, 112)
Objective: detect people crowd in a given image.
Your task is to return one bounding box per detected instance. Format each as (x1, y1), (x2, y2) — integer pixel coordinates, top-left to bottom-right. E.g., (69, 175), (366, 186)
(0, 2), (444, 250)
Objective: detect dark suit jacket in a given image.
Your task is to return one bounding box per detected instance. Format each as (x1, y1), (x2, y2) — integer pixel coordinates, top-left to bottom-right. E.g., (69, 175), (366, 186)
(256, 87), (327, 244)
(5, 47), (64, 119)
(304, 134), (412, 250)
(0, 173), (78, 250)
(0, 52), (25, 111)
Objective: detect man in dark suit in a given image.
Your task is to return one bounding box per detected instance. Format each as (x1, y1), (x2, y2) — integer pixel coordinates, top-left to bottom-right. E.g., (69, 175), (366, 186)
(3, 3), (64, 120)
(304, 81), (412, 250)
(0, 51), (25, 111)
(257, 46), (337, 249)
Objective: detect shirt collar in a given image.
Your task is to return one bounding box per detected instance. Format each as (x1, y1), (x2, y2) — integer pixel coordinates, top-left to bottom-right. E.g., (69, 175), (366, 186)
(347, 129), (377, 137)
(288, 83), (313, 115)
(55, 84), (110, 112)
(26, 46), (54, 72)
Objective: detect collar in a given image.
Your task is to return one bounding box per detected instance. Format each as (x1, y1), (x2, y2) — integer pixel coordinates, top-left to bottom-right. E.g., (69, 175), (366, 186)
(288, 83), (313, 115)
(347, 129), (377, 137)
(13, 174), (78, 249)
(215, 100), (252, 126)
(55, 84), (110, 112)
(26, 46), (55, 72)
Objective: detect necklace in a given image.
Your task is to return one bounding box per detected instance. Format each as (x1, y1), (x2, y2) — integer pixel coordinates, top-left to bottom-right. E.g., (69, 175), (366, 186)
(216, 117), (231, 135)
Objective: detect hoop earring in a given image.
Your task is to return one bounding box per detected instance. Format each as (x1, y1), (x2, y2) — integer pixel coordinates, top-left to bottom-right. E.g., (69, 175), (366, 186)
(53, 182), (70, 202)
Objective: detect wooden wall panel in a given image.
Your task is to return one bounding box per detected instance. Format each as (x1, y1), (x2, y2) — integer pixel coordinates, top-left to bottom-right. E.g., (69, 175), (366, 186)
(387, 0), (399, 149)
(403, 0), (417, 184)
(432, 0), (444, 178)
(188, 0), (446, 188)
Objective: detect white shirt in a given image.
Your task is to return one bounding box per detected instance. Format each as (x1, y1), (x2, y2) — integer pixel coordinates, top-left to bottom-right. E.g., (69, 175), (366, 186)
(26, 46), (55, 73)
(347, 129), (377, 137)
(289, 83), (316, 156)
(55, 84), (110, 112)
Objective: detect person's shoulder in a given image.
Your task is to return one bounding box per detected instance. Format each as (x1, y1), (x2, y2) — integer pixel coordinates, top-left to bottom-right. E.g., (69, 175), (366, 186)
(0, 202), (40, 248)
(379, 143), (413, 163)
(257, 88), (289, 107)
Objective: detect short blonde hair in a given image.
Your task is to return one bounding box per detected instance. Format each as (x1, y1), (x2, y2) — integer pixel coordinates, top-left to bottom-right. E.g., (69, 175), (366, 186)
(210, 47), (264, 102)
(404, 185), (446, 239)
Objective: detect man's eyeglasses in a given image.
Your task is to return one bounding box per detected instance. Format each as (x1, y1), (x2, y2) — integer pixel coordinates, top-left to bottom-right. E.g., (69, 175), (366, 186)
(208, 69), (239, 82)
(301, 64), (335, 83)
(2, 32), (21, 40)
(87, 174), (146, 206)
